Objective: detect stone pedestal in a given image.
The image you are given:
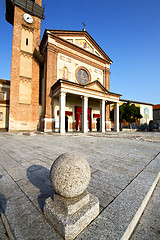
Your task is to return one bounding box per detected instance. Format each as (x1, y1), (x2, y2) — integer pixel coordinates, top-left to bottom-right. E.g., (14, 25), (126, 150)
(44, 152), (99, 239)
(44, 191), (99, 240)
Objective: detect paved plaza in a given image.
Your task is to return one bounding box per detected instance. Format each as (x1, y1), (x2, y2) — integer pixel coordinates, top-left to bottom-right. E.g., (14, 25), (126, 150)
(0, 131), (160, 239)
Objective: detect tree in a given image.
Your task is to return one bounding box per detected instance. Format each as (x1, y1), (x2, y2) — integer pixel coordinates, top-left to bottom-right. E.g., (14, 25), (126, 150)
(110, 101), (142, 125)
(129, 103), (143, 123)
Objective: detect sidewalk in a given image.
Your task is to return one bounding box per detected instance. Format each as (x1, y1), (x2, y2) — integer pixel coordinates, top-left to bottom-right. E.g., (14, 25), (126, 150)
(0, 131), (160, 239)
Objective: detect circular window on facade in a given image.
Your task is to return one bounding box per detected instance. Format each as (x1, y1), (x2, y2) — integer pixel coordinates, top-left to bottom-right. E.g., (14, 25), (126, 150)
(76, 68), (90, 85)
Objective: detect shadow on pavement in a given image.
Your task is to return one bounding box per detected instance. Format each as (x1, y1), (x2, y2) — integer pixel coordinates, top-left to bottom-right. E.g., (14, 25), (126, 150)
(0, 175), (7, 215)
(27, 166), (55, 212)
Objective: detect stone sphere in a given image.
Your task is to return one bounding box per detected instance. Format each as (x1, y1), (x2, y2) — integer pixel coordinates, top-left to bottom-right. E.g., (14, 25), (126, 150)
(50, 152), (91, 198)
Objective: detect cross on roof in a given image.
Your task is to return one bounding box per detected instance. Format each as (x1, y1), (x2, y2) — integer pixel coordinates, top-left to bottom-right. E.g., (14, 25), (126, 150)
(82, 22), (86, 31)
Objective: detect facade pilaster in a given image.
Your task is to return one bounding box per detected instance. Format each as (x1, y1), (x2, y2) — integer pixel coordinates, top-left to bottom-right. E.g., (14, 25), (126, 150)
(45, 44), (58, 118)
(100, 99), (105, 132)
(82, 96), (88, 133)
(59, 92), (66, 134)
(114, 102), (119, 132)
(103, 67), (110, 91)
(105, 102), (111, 131)
(43, 44), (58, 131)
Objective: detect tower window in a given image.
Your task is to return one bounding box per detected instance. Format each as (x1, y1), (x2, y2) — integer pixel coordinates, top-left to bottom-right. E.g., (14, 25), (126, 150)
(0, 112), (3, 121)
(0, 92), (5, 100)
(26, 38), (29, 46)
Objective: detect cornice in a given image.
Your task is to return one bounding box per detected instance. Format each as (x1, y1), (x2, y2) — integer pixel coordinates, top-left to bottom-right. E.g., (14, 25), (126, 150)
(22, 24), (34, 32)
(47, 43), (59, 54)
(0, 100), (10, 105)
(0, 79), (10, 85)
(20, 50), (33, 57)
(51, 80), (120, 102)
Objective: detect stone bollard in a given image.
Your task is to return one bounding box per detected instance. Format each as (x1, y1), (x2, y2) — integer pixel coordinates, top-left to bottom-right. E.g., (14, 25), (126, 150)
(44, 152), (99, 240)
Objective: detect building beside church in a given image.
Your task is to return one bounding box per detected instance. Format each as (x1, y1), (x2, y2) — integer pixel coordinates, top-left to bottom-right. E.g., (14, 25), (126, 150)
(110, 99), (153, 129)
(4, 0), (121, 133)
(0, 79), (10, 130)
(153, 104), (160, 126)
(120, 99), (153, 125)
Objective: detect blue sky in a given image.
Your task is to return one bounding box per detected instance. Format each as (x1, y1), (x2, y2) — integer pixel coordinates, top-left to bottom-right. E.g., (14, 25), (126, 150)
(0, 0), (160, 104)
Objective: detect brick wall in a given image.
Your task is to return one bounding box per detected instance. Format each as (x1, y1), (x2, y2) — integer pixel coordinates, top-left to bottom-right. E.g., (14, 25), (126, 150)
(9, 4), (42, 131)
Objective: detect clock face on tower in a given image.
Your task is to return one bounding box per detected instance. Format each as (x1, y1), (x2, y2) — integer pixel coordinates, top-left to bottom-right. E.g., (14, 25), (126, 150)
(23, 13), (33, 24)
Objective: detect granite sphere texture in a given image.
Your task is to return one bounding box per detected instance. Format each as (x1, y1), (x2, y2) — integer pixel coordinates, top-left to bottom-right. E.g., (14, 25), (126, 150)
(50, 152), (91, 198)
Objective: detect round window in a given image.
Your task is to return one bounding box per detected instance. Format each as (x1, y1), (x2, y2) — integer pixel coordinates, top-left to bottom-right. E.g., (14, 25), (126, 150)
(76, 68), (90, 84)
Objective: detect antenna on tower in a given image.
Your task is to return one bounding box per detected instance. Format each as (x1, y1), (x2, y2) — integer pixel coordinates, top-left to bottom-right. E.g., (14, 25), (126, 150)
(82, 22), (86, 31)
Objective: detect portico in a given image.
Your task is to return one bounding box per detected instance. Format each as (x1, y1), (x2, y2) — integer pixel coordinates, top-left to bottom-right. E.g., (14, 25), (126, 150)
(50, 79), (121, 133)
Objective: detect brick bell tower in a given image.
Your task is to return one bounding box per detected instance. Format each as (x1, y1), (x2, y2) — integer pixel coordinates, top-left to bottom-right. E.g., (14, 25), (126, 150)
(6, 0), (44, 131)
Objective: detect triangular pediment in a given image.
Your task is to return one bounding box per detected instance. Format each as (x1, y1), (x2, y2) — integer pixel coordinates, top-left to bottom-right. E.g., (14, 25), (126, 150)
(86, 81), (107, 93)
(62, 36), (104, 58)
(46, 30), (112, 62)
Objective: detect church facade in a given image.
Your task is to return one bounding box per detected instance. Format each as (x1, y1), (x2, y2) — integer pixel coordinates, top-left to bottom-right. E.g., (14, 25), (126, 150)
(4, 0), (120, 133)
(39, 30), (121, 133)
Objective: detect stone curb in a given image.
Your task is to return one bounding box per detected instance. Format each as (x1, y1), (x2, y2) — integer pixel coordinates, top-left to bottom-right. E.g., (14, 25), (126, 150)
(1, 212), (15, 240)
(121, 171), (160, 240)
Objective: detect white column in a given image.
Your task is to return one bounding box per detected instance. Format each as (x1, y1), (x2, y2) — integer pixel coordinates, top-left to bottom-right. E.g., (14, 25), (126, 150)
(82, 96), (88, 133)
(100, 99), (106, 132)
(114, 102), (119, 132)
(59, 92), (66, 134)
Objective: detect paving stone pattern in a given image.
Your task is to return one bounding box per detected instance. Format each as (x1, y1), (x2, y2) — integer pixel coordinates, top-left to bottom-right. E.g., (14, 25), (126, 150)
(0, 131), (160, 239)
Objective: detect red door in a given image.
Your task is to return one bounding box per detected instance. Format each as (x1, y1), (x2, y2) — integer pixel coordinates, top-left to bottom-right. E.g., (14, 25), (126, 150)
(75, 106), (92, 131)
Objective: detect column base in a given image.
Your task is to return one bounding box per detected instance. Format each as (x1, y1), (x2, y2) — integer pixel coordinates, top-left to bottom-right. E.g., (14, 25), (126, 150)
(106, 120), (111, 131)
(100, 129), (105, 133)
(43, 117), (54, 132)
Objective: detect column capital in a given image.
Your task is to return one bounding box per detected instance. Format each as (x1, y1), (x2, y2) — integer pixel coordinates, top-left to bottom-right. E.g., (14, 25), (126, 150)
(82, 95), (88, 100)
(59, 92), (66, 97)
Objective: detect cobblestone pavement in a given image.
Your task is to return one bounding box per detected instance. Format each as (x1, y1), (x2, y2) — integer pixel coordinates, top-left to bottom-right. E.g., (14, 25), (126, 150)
(0, 131), (160, 239)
